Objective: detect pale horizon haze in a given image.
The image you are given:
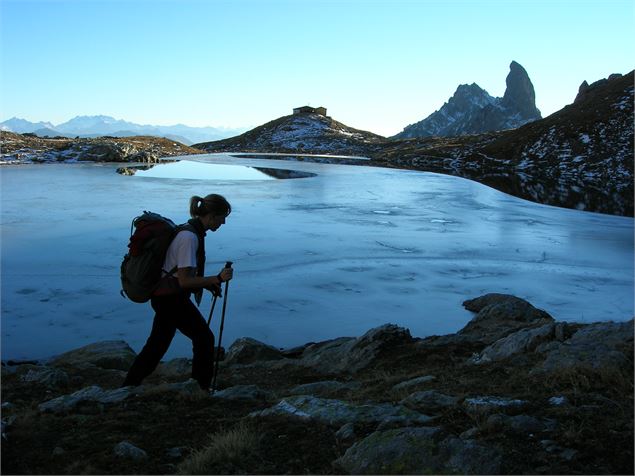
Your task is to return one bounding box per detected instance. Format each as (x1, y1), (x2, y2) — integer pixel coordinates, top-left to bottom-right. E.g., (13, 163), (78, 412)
(1, 0), (633, 137)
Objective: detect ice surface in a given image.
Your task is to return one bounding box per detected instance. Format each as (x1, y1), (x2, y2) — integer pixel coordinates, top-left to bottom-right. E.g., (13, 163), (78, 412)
(135, 160), (277, 181)
(1, 154), (633, 361)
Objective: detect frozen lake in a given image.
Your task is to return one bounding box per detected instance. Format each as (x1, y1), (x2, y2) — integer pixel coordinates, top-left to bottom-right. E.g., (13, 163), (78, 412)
(1, 154), (633, 361)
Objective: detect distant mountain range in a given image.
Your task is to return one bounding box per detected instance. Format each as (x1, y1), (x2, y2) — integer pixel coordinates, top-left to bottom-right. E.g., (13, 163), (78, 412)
(0, 115), (246, 145)
(394, 61), (542, 139)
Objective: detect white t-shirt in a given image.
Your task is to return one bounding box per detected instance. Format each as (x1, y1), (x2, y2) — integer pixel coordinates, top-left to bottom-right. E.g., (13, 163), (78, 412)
(162, 230), (198, 276)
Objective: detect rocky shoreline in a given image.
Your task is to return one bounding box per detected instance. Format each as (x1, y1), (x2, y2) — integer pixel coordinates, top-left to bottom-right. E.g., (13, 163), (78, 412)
(2, 293), (633, 474)
(0, 131), (204, 164)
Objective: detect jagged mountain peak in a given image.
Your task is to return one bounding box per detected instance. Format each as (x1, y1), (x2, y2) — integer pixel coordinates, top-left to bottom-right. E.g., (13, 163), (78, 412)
(502, 61), (540, 119)
(448, 83), (495, 109)
(394, 61), (541, 139)
(455, 82), (484, 93)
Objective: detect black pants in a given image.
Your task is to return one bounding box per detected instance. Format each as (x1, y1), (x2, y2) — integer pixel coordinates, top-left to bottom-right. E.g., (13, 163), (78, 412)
(123, 292), (215, 389)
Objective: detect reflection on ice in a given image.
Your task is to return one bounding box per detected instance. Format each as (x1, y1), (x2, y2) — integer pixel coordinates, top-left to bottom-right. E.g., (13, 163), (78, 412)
(121, 160), (316, 181)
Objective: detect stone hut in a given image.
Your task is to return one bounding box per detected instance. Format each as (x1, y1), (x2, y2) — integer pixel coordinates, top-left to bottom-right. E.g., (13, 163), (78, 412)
(293, 106), (327, 116)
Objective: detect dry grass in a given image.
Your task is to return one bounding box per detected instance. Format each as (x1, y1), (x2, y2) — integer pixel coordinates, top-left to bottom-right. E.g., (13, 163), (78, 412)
(176, 421), (261, 475)
(544, 363), (633, 398)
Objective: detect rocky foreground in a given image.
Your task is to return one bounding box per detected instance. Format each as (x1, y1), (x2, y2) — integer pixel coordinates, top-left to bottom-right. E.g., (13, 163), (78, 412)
(1, 294), (632, 475)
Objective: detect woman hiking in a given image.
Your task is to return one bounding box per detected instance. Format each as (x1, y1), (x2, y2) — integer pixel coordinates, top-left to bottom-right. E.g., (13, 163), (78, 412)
(123, 194), (233, 391)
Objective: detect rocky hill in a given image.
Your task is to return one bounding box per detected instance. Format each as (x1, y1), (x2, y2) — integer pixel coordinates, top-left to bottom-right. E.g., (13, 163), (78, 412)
(373, 71), (634, 216)
(0, 132), (204, 164)
(193, 111), (386, 156)
(393, 61), (542, 139)
(2, 294), (633, 475)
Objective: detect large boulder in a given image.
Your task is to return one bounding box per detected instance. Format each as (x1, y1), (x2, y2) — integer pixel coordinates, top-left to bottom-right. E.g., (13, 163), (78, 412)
(300, 324), (413, 374)
(224, 337), (284, 365)
(48, 341), (136, 371)
(469, 323), (555, 364)
(334, 426), (502, 475)
(534, 320), (634, 374)
(459, 294), (554, 344)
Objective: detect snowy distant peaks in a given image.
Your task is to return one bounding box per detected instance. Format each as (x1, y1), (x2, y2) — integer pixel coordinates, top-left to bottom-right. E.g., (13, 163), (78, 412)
(0, 115), (246, 145)
(55, 115), (140, 135)
(0, 117), (56, 133)
(394, 61), (542, 139)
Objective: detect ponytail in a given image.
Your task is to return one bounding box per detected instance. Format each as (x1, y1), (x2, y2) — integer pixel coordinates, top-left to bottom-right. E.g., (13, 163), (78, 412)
(189, 194), (232, 218)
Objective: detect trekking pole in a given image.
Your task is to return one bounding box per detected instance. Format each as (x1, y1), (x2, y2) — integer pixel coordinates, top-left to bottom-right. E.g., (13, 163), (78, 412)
(206, 294), (218, 327)
(211, 261), (232, 392)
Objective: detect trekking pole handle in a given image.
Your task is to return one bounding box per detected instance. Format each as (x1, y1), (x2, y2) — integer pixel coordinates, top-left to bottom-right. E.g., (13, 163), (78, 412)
(217, 262), (233, 284)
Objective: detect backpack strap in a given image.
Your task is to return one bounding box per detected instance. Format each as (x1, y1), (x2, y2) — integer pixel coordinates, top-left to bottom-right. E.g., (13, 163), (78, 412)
(179, 218), (207, 305)
(179, 218), (206, 275)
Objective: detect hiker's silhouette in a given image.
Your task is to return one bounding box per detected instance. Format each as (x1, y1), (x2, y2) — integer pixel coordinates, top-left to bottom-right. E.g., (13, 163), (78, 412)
(123, 194), (233, 390)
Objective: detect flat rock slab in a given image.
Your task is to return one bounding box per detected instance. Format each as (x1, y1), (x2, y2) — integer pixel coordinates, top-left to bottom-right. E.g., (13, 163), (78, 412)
(391, 375), (436, 392)
(400, 390), (459, 412)
(39, 385), (132, 414)
(464, 396), (528, 416)
(211, 384), (273, 401)
(18, 365), (70, 388)
(250, 395), (433, 427)
(288, 380), (361, 396)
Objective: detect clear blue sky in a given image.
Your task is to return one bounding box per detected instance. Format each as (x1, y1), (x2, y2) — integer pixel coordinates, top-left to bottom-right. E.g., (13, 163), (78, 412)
(1, 0), (633, 136)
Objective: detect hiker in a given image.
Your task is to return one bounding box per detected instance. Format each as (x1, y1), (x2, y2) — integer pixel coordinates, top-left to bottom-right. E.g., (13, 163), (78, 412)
(122, 194), (233, 390)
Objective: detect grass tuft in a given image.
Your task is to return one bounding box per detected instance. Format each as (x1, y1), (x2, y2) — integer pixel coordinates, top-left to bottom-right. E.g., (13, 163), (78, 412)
(176, 421), (260, 475)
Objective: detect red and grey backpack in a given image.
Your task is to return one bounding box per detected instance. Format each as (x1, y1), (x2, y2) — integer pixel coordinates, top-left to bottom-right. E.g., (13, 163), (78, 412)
(120, 211), (205, 303)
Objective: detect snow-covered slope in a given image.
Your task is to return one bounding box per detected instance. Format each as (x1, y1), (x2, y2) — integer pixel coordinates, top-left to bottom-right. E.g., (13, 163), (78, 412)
(194, 112), (386, 155)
